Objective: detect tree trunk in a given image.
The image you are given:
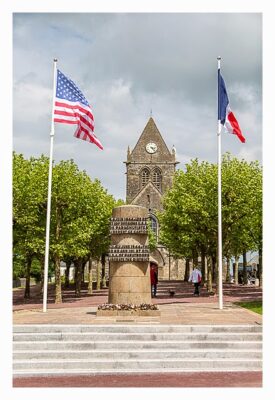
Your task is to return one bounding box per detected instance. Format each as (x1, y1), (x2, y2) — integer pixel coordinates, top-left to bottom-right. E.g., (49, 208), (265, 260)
(201, 248), (206, 285)
(226, 257), (231, 283)
(192, 250), (198, 269)
(81, 260), (86, 283)
(101, 254), (107, 288)
(64, 262), (70, 289)
(39, 254), (44, 295)
(258, 247), (262, 287)
(54, 205), (62, 303)
(96, 259), (101, 290)
(75, 258), (82, 297)
(88, 256), (93, 294)
(243, 251), (248, 284)
(54, 255), (62, 303)
(234, 256), (239, 285)
(74, 262), (78, 293)
(213, 253), (219, 294)
(184, 258), (190, 282)
(207, 256), (213, 293)
(24, 254), (32, 299)
(212, 254), (217, 292)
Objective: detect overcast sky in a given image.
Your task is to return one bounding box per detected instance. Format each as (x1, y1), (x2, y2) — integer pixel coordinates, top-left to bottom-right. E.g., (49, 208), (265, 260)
(13, 13), (262, 200)
(3, 7), (274, 397)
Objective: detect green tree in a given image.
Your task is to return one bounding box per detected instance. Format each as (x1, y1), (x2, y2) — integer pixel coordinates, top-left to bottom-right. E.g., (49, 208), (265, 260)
(159, 154), (262, 290)
(49, 160), (116, 302)
(13, 152), (48, 297)
(13, 153), (118, 303)
(159, 159), (218, 291)
(222, 154), (262, 284)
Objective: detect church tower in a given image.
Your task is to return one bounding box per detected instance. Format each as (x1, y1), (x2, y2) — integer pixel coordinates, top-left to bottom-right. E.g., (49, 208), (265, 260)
(125, 117), (178, 212)
(124, 117), (184, 280)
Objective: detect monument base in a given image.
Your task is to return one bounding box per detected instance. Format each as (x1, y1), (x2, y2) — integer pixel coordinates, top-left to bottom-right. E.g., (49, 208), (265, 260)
(96, 302), (160, 317)
(96, 309), (161, 317)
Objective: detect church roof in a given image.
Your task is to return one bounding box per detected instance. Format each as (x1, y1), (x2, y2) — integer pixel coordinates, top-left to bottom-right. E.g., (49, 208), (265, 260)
(130, 181), (162, 209)
(129, 117), (173, 162)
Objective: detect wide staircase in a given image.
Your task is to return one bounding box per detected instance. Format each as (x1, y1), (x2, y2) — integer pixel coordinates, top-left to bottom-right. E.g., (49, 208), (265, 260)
(13, 324), (262, 376)
(13, 324), (262, 377)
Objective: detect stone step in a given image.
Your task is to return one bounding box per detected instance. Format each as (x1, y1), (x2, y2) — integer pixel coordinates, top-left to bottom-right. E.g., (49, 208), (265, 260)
(13, 324), (262, 376)
(13, 332), (262, 342)
(13, 365), (263, 377)
(13, 358), (262, 372)
(13, 324), (262, 334)
(13, 340), (262, 351)
(13, 349), (262, 360)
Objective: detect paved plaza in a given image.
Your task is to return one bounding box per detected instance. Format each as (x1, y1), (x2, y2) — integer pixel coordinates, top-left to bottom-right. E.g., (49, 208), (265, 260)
(13, 302), (261, 325)
(13, 281), (262, 325)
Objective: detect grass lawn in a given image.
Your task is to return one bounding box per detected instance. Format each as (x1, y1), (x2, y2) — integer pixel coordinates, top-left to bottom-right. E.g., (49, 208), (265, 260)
(235, 301), (262, 315)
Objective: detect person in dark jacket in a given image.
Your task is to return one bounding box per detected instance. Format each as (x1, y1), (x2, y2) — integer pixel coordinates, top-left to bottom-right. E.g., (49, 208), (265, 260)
(150, 262), (158, 297)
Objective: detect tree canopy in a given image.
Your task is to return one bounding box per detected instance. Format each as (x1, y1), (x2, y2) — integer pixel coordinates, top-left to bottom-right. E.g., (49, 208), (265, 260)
(158, 153), (262, 286)
(13, 152), (118, 301)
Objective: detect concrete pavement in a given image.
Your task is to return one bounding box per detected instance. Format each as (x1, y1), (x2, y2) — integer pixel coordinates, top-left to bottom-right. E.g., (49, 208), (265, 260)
(13, 301), (262, 325)
(13, 281), (262, 325)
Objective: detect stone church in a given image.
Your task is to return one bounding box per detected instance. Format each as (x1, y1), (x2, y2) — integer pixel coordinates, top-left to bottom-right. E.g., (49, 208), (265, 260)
(124, 117), (185, 280)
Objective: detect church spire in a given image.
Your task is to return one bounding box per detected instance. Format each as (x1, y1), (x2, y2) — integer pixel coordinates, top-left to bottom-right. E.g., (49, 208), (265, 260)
(127, 145), (131, 161)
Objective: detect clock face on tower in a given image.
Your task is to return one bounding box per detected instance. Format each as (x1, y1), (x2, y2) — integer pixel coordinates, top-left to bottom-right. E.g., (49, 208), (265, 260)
(146, 142), (158, 154)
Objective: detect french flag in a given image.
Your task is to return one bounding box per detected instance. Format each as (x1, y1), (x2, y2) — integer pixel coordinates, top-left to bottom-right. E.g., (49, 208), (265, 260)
(218, 72), (246, 143)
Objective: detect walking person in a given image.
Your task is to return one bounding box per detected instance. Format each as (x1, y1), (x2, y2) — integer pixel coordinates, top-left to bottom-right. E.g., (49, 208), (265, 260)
(189, 266), (202, 296)
(150, 261), (158, 298)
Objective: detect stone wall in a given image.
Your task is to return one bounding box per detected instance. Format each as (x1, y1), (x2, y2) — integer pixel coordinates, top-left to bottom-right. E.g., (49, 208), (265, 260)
(150, 246), (186, 280)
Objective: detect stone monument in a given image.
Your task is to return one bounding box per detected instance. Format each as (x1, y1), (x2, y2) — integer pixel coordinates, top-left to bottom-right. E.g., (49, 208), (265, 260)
(108, 205), (151, 304)
(97, 204), (160, 317)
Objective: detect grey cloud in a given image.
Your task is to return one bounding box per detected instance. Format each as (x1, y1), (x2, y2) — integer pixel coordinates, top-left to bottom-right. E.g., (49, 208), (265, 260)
(13, 13), (262, 199)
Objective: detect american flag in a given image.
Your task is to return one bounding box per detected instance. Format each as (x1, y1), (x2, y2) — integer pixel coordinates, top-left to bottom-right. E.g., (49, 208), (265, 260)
(54, 70), (103, 149)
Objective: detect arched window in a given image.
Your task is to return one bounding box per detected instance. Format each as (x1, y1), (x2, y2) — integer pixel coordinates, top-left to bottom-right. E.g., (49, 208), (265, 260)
(141, 168), (150, 187)
(152, 168), (162, 190)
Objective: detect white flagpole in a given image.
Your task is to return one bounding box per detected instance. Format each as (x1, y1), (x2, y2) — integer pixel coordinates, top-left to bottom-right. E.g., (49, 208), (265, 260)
(43, 58), (58, 312)
(217, 56), (223, 310)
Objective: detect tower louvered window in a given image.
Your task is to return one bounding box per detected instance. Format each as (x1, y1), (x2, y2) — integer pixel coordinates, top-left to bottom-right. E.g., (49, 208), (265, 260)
(141, 168), (149, 187)
(150, 214), (158, 240)
(153, 169), (161, 190)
